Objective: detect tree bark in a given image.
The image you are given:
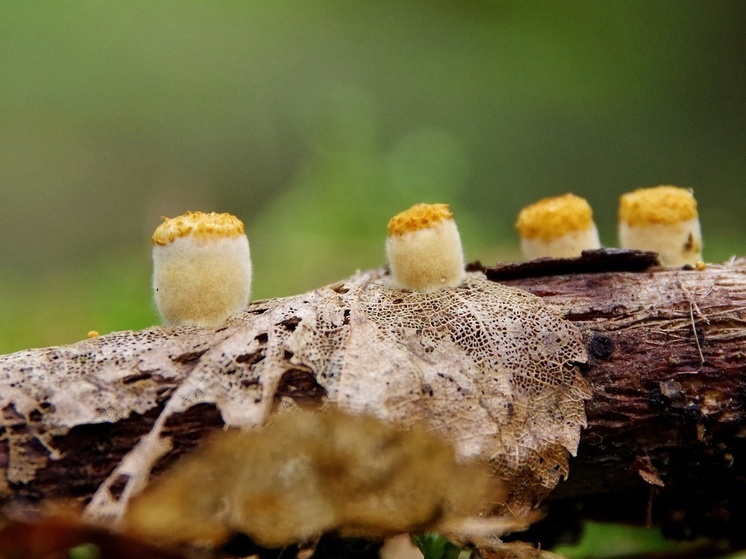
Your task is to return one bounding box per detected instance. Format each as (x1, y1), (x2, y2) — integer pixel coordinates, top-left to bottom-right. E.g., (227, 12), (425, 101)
(2, 252), (746, 546)
(490, 256), (746, 547)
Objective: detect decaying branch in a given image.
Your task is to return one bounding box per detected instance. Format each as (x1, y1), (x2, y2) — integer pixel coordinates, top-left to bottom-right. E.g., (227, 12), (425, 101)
(2, 252), (746, 547)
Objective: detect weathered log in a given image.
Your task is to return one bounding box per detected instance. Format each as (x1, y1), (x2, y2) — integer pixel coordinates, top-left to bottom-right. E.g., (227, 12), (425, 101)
(491, 256), (746, 547)
(2, 253), (746, 547)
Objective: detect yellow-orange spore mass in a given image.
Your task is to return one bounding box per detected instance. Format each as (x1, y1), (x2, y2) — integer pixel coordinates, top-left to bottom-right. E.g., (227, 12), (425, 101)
(619, 185), (697, 226)
(152, 211), (245, 246)
(515, 193), (594, 242)
(387, 203), (453, 236)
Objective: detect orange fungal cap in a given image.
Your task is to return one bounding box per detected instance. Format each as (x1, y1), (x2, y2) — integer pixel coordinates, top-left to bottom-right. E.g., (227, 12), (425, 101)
(515, 193), (594, 242)
(619, 185), (697, 227)
(387, 203), (453, 237)
(152, 211), (245, 246)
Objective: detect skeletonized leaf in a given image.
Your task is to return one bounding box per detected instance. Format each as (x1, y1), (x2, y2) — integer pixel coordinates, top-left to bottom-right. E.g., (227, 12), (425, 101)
(0, 270), (589, 518)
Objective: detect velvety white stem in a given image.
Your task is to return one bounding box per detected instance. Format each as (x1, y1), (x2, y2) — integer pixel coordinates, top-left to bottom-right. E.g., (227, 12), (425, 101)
(619, 218), (702, 267)
(387, 219), (464, 292)
(153, 235), (252, 327)
(520, 225), (600, 260)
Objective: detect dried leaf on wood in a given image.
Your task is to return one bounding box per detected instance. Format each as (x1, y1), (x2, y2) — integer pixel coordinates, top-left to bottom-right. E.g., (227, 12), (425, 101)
(1, 270), (589, 519)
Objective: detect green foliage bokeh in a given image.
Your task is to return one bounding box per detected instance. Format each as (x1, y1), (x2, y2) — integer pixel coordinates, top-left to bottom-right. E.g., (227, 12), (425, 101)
(1, 1), (744, 353)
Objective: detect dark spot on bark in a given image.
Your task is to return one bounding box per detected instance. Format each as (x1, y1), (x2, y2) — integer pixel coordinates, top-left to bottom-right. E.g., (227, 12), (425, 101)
(122, 372), (153, 385)
(280, 317), (301, 331)
(236, 350), (265, 366)
(683, 403), (701, 421)
(421, 383), (434, 397)
(588, 334), (615, 360)
(159, 403), (224, 465)
(109, 474), (130, 500)
(567, 360), (589, 375)
(273, 368), (327, 408)
(156, 385), (176, 404)
(648, 388), (669, 410)
(343, 309), (351, 325)
(254, 333), (269, 344)
(284, 350), (294, 360)
(172, 349), (208, 364)
(246, 307), (268, 315)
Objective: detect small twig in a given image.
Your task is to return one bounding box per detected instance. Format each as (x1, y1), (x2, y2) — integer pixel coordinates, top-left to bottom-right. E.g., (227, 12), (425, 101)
(678, 281), (706, 366)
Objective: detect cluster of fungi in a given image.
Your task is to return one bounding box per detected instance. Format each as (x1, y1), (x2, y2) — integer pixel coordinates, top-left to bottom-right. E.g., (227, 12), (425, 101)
(153, 184), (701, 327)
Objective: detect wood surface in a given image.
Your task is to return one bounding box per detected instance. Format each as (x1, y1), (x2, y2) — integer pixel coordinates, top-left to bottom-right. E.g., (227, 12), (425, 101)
(2, 251), (746, 548)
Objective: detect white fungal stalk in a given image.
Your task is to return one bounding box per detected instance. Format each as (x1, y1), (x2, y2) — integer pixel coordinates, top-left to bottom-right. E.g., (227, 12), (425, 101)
(515, 193), (600, 259)
(618, 185), (702, 267)
(386, 203), (465, 292)
(152, 211), (252, 327)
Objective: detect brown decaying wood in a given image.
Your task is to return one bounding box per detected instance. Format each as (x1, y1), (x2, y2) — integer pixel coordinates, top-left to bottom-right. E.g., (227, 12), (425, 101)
(2, 256), (746, 547)
(494, 258), (746, 547)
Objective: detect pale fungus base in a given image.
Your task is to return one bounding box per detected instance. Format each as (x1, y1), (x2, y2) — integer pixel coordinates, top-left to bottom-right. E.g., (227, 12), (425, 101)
(619, 218), (702, 267)
(152, 235), (252, 327)
(520, 226), (601, 260)
(618, 186), (702, 266)
(386, 204), (465, 291)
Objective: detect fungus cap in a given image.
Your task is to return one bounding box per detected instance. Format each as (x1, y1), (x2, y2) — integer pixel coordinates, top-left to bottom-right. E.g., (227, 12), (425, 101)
(152, 211), (252, 327)
(619, 185), (697, 227)
(152, 211), (245, 245)
(386, 203), (465, 292)
(618, 185), (702, 266)
(515, 194), (600, 259)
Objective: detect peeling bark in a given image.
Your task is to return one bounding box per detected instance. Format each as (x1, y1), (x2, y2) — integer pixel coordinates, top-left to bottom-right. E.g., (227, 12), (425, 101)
(2, 254), (746, 547)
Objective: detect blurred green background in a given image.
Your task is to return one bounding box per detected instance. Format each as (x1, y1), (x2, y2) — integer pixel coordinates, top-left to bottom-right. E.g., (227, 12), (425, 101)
(2, 0), (745, 354)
